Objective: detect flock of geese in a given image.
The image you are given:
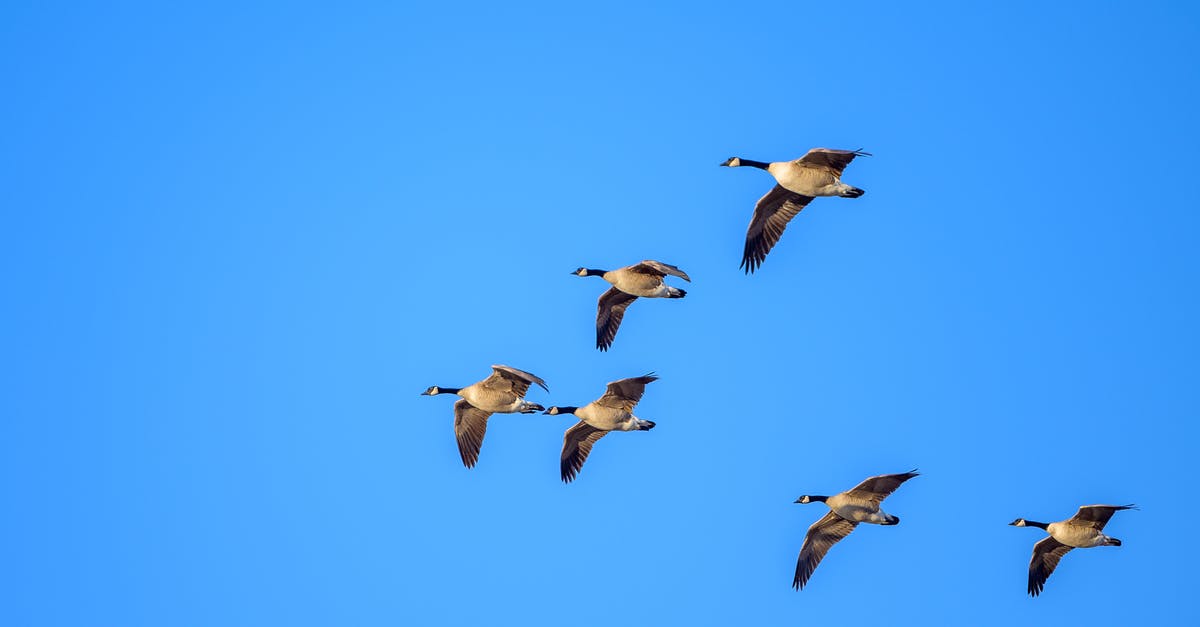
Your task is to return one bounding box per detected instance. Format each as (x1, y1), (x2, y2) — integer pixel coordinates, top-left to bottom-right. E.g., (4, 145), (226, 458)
(421, 148), (1134, 596)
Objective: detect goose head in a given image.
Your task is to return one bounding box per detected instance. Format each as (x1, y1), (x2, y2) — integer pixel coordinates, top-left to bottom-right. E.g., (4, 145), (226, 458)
(420, 386), (442, 396)
(1008, 518), (1028, 527)
(719, 157), (742, 167)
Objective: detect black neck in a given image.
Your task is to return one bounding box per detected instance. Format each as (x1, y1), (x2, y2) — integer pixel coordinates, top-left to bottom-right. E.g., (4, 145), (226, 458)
(439, 387), (462, 395)
(584, 269), (606, 277)
(1025, 520), (1049, 530)
(557, 406), (579, 414)
(810, 495), (829, 503)
(740, 158), (770, 170)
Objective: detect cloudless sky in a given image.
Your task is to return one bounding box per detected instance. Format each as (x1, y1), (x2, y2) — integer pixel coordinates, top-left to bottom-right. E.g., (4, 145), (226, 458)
(3, 1), (1199, 625)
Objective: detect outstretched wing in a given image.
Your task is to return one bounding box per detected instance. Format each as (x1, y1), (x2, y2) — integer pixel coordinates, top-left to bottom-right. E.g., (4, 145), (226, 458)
(796, 148), (870, 176)
(484, 364), (549, 396)
(1067, 504), (1136, 530)
(844, 470), (920, 505)
(453, 400), (493, 468)
(1028, 536), (1073, 597)
(740, 185), (814, 274)
(560, 421), (608, 483)
(793, 511), (858, 590)
(596, 288), (638, 351)
(596, 374), (659, 412)
(630, 260), (691, 282)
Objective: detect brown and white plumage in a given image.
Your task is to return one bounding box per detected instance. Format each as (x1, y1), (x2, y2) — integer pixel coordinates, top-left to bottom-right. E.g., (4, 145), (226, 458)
(573, 261), (689, 351)
(721, 148), (870, 273)
(793, 510), (859, 591)
(1027, 537), (1074, 598)
(1010, 504), (1135, 597)
(559, 422), (608, 484)
(452, 400), (491, 468)
(792, 470), (918, 590)
(546, 374), (658, 483)
(422, 365), (549, 468)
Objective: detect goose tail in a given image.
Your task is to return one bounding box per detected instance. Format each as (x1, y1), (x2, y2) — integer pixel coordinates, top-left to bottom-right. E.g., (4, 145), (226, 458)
(840, 186), (865, 198)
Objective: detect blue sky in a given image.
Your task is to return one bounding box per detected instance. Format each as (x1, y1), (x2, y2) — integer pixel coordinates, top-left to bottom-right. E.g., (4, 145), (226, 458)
(3, 1), (1198, 625)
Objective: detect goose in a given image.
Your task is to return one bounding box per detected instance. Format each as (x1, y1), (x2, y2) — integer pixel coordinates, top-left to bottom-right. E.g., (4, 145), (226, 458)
(421, 365), (549, 468)
(1009, 504), (1136, 597)
(572, 260), (690, 351)
(543, 374), (658, 483)
(792, 469), (918, 590)
(720, 148), (871, 273)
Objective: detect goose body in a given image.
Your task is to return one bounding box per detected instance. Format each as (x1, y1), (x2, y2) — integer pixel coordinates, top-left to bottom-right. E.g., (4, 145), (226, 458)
(792, 470), (918, 590)
(573, 260), (689, 351)
(421, 365), (549, 468)
(1010, 504), (1135, 596)
(823, 492), (901, 525)
(720, 148), (870, 273)
(545, 374), (658, 483)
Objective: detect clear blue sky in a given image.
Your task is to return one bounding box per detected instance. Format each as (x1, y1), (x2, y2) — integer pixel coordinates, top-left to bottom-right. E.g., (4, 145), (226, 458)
(3, 1), (1198, 625)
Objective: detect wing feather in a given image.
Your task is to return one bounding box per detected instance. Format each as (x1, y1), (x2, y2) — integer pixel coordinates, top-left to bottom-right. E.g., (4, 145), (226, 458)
(793, 511), (858, 590)
(630, 260), (691, 282)
(1028, 536), (1073, 597)
(596, 374), (658, 411)
(740, 185), (813, 274)
(453, 400), (492, 468)
(596, 288), (638, 351)
(796, 148), (870, 176)
(483, 365), (549, 396)
(844, 470), (920, 504)
(560, 422), (608, 483)
(1067, 504), (1136, 530)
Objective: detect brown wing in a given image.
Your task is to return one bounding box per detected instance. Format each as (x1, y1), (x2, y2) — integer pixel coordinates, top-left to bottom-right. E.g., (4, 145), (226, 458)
(560, 421), (608, 483)
(453, 400), (493, 468)
(793, 510), (858, 590)
(483, 364), (549, 397)
(844, 470), (919, 504)
(740, 185), (814, 274)
(1028, 536), (1074, 597)
(1067, 504), (1136, 530)
(596, 374), (659, 412)
(596, 288), (638, 351)
(796, 148), (870, 176)
(629, 260), (691, 282)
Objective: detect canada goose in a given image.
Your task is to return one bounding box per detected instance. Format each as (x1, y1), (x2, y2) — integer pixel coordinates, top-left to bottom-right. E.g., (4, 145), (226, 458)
(720, 148), (871, 273)
(1009, 504), (1136, 597)
(572, 260), (690, 351)
(792, 470), (918, 590)
(544, 374), (658, 483)
(421, 365), (549, 468)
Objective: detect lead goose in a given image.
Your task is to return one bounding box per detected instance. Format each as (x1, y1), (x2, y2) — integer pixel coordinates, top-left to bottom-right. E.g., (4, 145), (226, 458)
(544, 374), (658, 483)
(1010, 504), (1136, 597)
(421, 365), (548, 468)
(720, 148), (870, 273)
(572, 260), (690, 351)
(792, 470), (918, 590)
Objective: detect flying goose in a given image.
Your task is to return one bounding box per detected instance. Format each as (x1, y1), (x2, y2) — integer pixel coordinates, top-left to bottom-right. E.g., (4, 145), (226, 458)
(1009, 504), (1136, 597)
(544, 374), (658, 483)
(572, 260), (690, 351)
(720, 148), (871, 273)
(421, 365), (549, 468)
(792, 469), (918, 590)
